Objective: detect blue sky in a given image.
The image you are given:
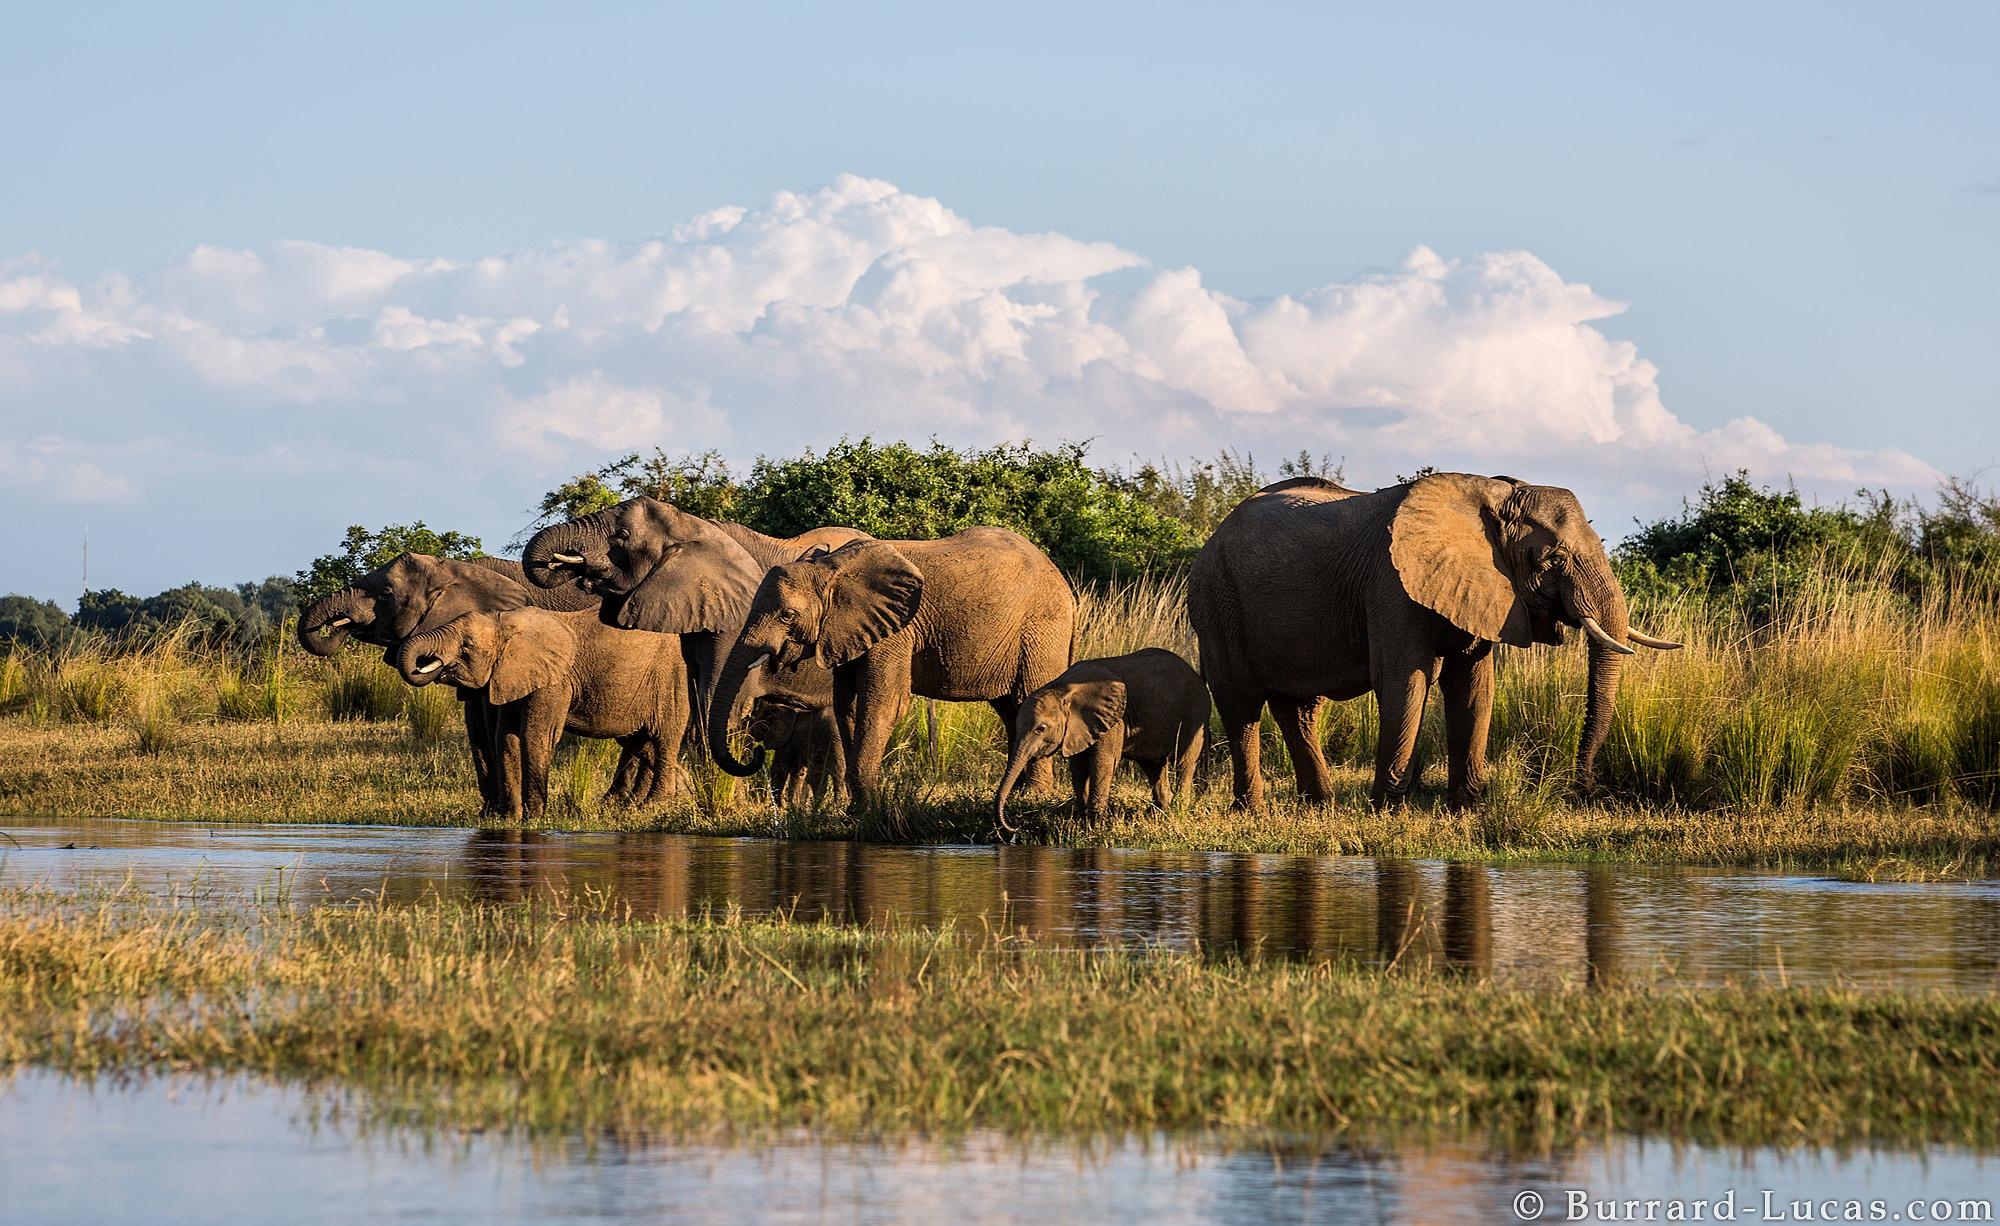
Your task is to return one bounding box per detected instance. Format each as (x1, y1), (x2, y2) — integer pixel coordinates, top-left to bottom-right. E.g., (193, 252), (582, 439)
(1, 2), (1995, 602)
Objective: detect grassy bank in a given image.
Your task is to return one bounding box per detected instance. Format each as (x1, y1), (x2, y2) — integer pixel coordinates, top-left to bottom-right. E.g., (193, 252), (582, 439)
(4, 719), (1996, 880)
(2, 564), (1997, 875)
(2, 893), (1995, 1147)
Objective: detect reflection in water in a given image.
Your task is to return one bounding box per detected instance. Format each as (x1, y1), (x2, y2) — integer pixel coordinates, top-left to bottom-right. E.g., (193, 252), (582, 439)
(5, 818), (2000, 991)
(3, 1070), (1993, 1226)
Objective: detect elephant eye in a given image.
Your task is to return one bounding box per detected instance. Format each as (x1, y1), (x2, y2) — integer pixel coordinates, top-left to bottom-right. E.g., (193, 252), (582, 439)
(780, 609), (797, 622)
(611, 528), (629, 541)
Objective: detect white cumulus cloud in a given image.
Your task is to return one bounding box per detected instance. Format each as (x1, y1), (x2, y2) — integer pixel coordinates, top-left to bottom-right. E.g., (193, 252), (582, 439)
(0, 173), (1941, 600)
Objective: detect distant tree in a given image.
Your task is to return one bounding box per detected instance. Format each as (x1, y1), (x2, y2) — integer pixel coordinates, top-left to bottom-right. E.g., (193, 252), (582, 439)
(1109, 448), (1342, 538)
(743, 439), (1200, 580)
(296, 523), (484, 603)
(0, 595), (74, 648)
(75, 588), (146, 637)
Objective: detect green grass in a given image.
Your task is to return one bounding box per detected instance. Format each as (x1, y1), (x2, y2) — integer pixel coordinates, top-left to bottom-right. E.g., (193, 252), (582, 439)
(2, 891), (1995, 1147)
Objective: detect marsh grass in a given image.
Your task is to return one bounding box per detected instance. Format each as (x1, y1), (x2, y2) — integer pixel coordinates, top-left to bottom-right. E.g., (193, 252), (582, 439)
(2, 893), (1996, 1146)
(2, 560), (1997, 871)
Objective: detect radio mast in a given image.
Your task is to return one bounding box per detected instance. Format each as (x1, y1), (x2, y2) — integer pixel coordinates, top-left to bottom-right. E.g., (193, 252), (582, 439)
(82, 524), (89, 599)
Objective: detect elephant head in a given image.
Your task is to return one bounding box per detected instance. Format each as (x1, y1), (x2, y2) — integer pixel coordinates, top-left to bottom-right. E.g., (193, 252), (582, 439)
(297, 553), (529, 660)
(521, 496), (765, 714)
(395, 609), (576, 706)
(746, 695), (813, 751)
(706, 540), (924, 776)
(1387, 474), (1680, 785)
(994, 678), (1126, 828)
(520, 497), (761, 632)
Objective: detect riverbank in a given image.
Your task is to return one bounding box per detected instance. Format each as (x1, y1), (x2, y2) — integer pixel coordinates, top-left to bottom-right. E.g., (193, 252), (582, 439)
(3, 891), (1995, 1147)
(3, 717), (1996, 880)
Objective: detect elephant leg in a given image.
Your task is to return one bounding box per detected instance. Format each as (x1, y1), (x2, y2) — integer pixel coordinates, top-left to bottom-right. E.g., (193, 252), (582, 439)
(517, 700), (565, 825)
(1439, 644), (1496, 809)
(463, 697), (501, 816)
(1067, 755), (1092, 820)
(1086, 728), (1124, 821)
(1370, 657), (1436, 810)
(1146, 759), (1171, 809)
(605, 743), (642, 806)
(1176, 728), (1205, 810)
(651, 684), (689, 803)
(494, 709), (527, 824)
(1214, 692), (1267, 812)
(841, 656), (911, 813)
(1272, 696), (1335, 805)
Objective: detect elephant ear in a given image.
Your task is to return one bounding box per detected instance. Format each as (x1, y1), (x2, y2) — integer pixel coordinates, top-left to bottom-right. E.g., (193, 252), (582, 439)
(1061, 680), (1127, 757)
(615, 534), (763, 635)
(1389, 474), (1537, 646)
(814, 541), (924, 668)
(488, 610), (576, 706)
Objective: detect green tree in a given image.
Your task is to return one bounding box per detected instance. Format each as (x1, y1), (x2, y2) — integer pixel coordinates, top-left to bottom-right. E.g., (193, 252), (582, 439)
(296, 523), (484, 603)
(743, 439), (1202, 580)
(0, 595), (74, 648)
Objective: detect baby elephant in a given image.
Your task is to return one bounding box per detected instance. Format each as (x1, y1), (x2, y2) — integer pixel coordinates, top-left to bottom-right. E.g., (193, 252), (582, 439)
(994, 647), (1210, 833)
(396, 607), (688, 822)
(746, 695), (843, 806)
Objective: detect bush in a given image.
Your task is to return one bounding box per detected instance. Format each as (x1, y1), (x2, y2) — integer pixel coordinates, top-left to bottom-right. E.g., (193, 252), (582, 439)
(297, 524), (484, 604)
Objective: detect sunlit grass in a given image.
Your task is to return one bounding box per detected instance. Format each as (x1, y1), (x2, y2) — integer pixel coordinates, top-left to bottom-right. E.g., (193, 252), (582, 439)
(2, 892), (1996, 1146)
(2, 560), (1997, 873)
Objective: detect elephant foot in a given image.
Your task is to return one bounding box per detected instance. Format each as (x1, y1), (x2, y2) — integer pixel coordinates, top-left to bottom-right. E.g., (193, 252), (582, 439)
(1370, 789), (1412, 813)
(1445, 786), (1484, 812)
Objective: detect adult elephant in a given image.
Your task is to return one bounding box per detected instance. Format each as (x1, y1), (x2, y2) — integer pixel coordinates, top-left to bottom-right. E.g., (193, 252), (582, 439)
(296, 553), (608, 813)
(703, 530), (1076, 811)
(520, 499), (864, 749)
(1188, 474), (1679, 811)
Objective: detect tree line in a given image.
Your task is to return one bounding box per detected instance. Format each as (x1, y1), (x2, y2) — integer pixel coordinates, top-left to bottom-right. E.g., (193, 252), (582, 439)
(5, 439), (1997, 649)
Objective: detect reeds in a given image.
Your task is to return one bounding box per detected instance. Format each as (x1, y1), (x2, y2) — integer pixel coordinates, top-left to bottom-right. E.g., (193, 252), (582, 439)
(4, 893), (1998, 1146)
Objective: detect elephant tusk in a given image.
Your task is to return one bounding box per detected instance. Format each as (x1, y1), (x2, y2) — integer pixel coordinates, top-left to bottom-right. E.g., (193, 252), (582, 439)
(1580, 617), (1636, 655)
(328, 617), (352, 628)
(749, 653), (771, 670)
(1626, 627), (1683, 651)
(414, 660), (444, 675)
(550, 553), (586, 566)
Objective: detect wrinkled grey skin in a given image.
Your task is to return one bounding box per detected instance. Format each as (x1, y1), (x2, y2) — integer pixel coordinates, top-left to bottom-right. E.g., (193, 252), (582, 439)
(1189, 474), (1678, 812)
(520, 499), (863, 740)
(746, 696), (843, 807)
(994, 648), (1211, 835)
(296, 553), (602, 815)
(704, 530), (1076, 813)
(395, 608), (689, 822)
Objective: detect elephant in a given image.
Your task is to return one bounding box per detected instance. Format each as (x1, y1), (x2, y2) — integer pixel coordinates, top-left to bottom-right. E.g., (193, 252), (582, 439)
(746, 696), (843, 806)
(1187, 473), (1680, 812)
(394, 607), (690, 822)
(993, 647), (1211, 835)
(296, 552), (607, 813)
(704, 531), (1077, 811)
(519, 499), (864, 735)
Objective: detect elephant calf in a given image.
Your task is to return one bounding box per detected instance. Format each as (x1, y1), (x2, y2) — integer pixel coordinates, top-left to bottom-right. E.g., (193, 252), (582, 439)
(396, 607), (689, 823)
(994, 648), (1210, 833)
(746, 695), (842, 807)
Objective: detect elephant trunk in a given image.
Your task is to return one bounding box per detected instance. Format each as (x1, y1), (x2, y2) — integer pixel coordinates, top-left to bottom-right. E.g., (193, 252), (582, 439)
(298, 590), (364, 657)
(706, 637), (770, 777)
(1573, 563), (1632, 787)
(394, 626), (452, 687)
(520, 519), (598, 591)
(993, 736), (1043, 831)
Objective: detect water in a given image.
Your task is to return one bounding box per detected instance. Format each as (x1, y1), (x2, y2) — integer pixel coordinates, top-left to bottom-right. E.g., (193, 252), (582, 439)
(5, 818), (1999, 991)
(1, 1071), (1991, 1225)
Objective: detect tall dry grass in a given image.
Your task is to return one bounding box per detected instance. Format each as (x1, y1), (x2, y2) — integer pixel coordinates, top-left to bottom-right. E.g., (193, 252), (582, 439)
(4, 561), (1998, 814)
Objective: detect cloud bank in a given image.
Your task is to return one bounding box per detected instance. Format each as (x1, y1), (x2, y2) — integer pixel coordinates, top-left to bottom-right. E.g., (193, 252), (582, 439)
(0, 175), (1938, 599)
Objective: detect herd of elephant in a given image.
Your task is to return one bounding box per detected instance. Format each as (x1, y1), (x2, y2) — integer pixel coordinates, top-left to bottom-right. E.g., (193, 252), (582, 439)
(297, 472), (1679, 831)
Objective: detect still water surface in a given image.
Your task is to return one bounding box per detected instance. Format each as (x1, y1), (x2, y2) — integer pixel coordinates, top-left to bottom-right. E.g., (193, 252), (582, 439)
(1, 1071), (1991, 1225)
(5, 817), (1999, 991)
